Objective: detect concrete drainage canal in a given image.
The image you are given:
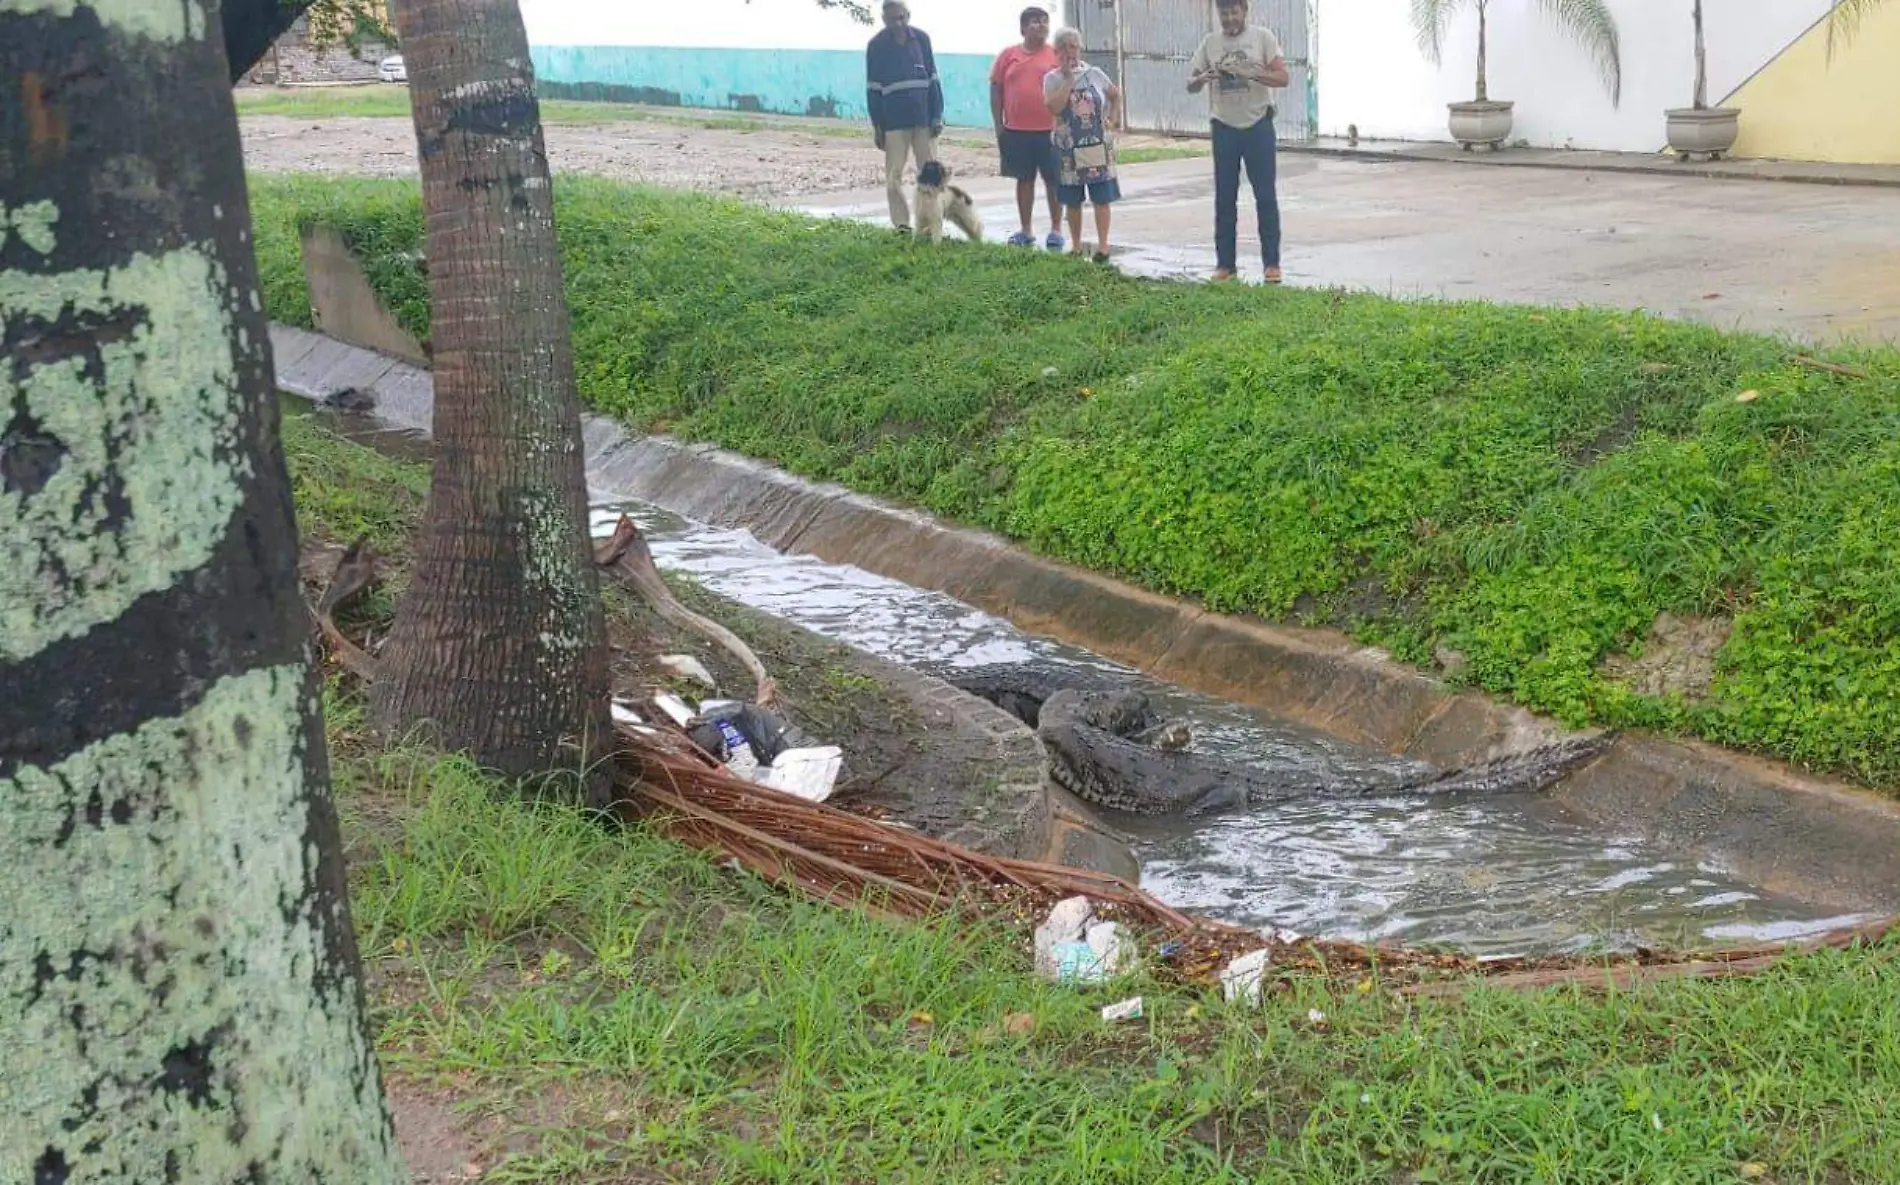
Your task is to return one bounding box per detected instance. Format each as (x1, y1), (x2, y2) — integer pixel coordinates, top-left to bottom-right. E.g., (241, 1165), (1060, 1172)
(276, 318), (1900, 961)
(592, 496), (1873, 958)
(287, 400), (1877, 959)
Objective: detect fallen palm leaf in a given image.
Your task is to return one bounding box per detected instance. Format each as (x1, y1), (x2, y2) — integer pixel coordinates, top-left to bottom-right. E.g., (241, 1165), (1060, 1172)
(605, 722), (1896, 996)
(312, 535), (384, 682)
(1791, 354), (1871, 380)
(595, 514), (776, 706)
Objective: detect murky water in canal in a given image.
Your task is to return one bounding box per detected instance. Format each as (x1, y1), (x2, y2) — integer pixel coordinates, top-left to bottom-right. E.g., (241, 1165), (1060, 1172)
(595, 499), (1868, 957)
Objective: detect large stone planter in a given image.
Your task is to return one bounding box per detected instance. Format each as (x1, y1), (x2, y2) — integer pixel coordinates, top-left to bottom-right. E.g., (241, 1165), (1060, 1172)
(1665, 106), (1741, 162)
(1448, 99), (1514, 151)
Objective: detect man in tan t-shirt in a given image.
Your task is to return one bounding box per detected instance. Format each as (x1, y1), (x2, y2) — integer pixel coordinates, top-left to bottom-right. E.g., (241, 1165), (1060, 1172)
(1188, 0), (1289, 282)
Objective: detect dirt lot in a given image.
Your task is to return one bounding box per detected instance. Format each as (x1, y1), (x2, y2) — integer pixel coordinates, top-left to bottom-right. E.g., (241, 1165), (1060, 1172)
(240, 113), (1002, 199)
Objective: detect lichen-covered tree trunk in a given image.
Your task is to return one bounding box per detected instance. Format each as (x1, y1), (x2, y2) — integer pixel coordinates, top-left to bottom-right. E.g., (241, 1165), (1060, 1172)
(373, 0), (612, 795)
(1, 2), (403, 1180)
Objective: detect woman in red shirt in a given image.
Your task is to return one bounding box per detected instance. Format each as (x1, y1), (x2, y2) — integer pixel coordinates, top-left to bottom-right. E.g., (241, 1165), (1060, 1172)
(989, 7), (1065, 251)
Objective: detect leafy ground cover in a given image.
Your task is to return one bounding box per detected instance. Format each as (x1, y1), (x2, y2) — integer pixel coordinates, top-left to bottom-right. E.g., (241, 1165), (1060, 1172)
(252, 175), (1900, 788)
(286, 410), (1900, 1184)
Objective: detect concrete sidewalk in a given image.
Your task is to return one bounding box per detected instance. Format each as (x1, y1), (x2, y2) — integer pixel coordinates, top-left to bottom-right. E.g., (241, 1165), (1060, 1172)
(1289, 136), (1900, 190)
(796, 152), (1900, 344)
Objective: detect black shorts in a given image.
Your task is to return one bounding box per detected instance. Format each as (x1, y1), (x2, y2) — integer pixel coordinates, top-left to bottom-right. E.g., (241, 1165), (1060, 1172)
(998, 128), (1058, 184)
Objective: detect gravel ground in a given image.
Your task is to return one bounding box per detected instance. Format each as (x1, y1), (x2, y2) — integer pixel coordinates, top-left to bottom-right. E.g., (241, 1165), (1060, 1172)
(240, 114), (1001, 199)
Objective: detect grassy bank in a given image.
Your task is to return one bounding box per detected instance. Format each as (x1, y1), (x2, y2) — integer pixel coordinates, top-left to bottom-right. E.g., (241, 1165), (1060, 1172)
(251, 175), (1900, 787)
(289, 413), (1900, 1183)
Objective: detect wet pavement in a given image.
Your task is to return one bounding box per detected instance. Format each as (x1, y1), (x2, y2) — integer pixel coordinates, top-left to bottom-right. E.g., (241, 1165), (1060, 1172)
(241, 104), (1900, 344)
(797, 152), (1900, 344)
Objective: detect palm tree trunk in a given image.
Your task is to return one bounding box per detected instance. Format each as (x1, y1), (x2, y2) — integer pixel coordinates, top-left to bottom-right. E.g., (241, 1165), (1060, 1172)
(1475, 0), (1490, 101)
(2, 2), (401, 1178)
(224, 0), (315, 82)
(375, 0), (612, 796)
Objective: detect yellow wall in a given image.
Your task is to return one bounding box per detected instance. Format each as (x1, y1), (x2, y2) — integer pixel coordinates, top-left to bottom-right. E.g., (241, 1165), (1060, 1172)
(1727, 3), (1900, 165)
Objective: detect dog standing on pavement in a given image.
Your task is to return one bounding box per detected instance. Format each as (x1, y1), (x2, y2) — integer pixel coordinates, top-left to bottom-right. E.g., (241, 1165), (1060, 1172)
(914, 161), (983, 244)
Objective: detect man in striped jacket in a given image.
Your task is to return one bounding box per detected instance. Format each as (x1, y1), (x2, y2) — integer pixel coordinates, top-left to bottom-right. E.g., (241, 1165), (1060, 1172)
(866, 1), (945, 232)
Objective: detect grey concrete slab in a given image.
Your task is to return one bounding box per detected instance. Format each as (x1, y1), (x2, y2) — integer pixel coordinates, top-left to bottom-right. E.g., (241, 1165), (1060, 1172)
(1292, 137), (1900, 190)
(797, 153), (1900, 345)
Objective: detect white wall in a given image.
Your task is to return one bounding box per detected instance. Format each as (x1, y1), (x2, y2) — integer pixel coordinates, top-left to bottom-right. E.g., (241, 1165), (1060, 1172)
(1314, 0), (1831, 152)
(522, 0), (1036, 55)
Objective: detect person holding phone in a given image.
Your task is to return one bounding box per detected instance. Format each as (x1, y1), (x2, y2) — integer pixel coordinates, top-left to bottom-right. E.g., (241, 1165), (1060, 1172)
(1188, 0), (1290, 283)
(1043, 27), (1123, 264)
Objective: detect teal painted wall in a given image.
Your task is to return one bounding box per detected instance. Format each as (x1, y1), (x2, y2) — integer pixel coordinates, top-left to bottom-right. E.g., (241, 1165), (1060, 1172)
(531, 45), (997, 128)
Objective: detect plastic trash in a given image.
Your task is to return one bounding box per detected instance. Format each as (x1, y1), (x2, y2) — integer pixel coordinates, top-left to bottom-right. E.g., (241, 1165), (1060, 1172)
(1034, 898), (1133, 985)
(652, 694), (696, 727)
(681, 699), (841, 798)
(1100, 996), (1144, 1022)
(1220, 949), (1272, 1006)
(698, 699), (815, 766)
(1085, 922), (1135, 978)
(757, 746), (844, 803)
(711, 715), (759, 778)
(1033, 896), (1096, 981)
(1050, 940), (1103, 983)
(659, 654), (718, 691)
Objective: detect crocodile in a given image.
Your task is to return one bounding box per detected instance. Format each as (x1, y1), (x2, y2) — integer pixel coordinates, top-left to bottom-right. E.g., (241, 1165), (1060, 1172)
(946, 663), (1614, 817)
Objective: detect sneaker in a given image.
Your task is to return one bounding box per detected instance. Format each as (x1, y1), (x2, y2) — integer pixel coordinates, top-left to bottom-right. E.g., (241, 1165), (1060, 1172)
(1045, 232), (1066, 252)
(1264, 265), (1283, 284)
(1212, 268), (1238, 282)
(1007, 231), (1035, 247)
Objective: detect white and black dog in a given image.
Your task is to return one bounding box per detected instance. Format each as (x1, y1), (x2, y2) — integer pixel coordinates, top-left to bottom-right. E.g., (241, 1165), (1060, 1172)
(914, 160), (983, 244)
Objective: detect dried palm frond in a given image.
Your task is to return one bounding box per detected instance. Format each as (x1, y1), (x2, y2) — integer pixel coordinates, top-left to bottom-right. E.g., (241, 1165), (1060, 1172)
(606, 722), (1895, 997)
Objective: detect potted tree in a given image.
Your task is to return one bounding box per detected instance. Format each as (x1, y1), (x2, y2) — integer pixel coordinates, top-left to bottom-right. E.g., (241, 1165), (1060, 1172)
(1666, 0), (1739, 160)
(1413, 0), (1623, 151)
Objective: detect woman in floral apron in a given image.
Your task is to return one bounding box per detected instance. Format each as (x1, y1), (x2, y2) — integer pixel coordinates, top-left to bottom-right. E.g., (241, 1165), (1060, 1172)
(1043, 27), (1123, 263)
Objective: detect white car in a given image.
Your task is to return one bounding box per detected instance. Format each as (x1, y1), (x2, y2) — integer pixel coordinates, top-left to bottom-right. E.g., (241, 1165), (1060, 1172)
(377, 54), (407, 83)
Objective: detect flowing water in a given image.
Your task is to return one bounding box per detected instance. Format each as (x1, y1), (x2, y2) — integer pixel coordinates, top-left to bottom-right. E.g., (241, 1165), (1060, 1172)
(591, 497), (1871, 958)
(290, 403), (1869, 955)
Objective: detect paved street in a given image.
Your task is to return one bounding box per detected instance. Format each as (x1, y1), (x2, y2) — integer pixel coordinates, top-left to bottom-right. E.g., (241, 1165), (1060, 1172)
(800, 152), (1900, 344)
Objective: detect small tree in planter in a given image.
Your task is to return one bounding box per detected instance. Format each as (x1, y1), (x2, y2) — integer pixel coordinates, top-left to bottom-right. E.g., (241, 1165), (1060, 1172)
(1666, 0), (1740, 161)
(1412, 0), (1623, 151)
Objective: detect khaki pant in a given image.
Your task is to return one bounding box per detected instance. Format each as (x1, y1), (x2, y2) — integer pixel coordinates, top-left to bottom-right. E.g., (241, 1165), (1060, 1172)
(883, 126), (938, 229)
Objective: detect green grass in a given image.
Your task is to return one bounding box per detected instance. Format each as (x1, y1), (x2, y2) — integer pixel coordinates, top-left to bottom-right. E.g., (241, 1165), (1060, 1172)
(288, 402), (1900, 1183)
(1117, 144), (1212, 165)
(251, 174), (1900, 789)
(343, 746), (1900, 1184)
(282, 411), (428, 558)
(237, 86), (704, 126)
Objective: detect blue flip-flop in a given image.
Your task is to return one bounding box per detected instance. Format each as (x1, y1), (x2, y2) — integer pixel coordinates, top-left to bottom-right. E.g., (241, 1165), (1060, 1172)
(1045, 232), (1066, 252)
(1007, 232), (1035, 247)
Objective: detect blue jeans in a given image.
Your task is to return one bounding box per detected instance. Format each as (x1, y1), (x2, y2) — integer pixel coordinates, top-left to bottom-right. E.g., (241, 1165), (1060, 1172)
(1212, 117), (1281, 270)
